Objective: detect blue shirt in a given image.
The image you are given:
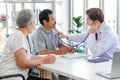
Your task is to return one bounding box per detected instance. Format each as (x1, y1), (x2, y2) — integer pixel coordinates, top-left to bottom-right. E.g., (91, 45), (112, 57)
(68, 23), (120, 59)
(32, 26), (61, 54)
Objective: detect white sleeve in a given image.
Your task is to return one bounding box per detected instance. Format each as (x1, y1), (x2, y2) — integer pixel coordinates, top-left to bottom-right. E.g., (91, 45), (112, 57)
(11, 35), (27, 53)
(11, 34), (32, 60)
(68, 31), (89, 42)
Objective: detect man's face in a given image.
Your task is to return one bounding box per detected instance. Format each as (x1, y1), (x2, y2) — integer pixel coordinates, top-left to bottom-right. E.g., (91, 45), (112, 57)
(46, 13), (56, 28)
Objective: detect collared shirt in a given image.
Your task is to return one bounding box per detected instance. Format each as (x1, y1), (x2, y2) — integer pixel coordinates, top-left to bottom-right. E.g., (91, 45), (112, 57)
(69, 23), (120, 59)
(32, 26), (61, 54)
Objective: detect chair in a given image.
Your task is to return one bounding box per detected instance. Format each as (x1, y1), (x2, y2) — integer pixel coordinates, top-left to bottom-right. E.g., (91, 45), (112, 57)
(0, 73), (50, 80)
(0, 74), (25, 80)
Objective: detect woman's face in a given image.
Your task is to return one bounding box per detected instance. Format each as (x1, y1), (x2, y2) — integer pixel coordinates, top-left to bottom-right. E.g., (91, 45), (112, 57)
(27, 22), (35, 33)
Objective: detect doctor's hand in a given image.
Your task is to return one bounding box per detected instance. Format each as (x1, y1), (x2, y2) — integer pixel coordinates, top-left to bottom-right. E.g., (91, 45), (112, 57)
(57, 32), (68, 39)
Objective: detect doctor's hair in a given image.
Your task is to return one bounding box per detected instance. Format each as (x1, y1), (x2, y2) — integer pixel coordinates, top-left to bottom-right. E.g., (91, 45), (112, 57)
(86, 8), (104, 23)
(39, 9), (53, 25)
(16, 9), (34, 28)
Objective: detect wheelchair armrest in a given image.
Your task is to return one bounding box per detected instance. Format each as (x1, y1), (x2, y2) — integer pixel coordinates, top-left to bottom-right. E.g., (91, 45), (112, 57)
(0, 74), (25, 80)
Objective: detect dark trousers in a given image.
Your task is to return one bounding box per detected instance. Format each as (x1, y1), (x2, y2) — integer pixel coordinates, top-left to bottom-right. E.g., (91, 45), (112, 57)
(27, 74), (50, 80)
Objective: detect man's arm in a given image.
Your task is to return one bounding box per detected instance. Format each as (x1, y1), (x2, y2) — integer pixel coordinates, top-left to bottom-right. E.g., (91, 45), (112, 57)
(38, 43), (68, 54)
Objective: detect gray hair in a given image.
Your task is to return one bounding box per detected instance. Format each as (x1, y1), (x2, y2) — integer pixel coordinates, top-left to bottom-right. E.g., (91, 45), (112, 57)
(16, 9), (34, 28)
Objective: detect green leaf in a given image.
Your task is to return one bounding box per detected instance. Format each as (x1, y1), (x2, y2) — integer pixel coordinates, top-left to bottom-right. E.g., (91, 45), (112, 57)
(72, 16), (83, 28)
(68, 16), (86, 53)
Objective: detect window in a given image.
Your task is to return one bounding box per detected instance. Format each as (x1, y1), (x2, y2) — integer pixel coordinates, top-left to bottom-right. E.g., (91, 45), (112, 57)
(71, 0), (118, 54)
(0, 0), (63, 52)
(104, 0), (117, 31)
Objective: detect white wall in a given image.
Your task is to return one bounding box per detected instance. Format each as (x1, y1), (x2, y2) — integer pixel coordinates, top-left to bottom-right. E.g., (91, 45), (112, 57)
(55, 0), (69, 34)
(118, 0), (120, 40)
(61, 0), (70, 34)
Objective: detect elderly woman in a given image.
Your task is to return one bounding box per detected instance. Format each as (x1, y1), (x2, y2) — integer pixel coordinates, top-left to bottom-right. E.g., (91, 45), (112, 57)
(0, 9), (56, 80)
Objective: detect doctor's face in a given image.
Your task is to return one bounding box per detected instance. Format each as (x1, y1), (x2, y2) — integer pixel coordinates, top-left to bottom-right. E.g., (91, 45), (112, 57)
(86, 15), (99, 29)
(86, 15), (95, 27)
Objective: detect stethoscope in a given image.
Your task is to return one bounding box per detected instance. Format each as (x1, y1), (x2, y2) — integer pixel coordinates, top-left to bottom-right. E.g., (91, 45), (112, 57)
(58, 33), (89, 47)
(53, 27), (89, 47)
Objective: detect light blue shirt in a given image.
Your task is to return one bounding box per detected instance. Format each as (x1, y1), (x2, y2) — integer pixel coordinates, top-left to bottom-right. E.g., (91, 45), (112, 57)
(32, 26), (61, 54)
(68, 23), (120, 59)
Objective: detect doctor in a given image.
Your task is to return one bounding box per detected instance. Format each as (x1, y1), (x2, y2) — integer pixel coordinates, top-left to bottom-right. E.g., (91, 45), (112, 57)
(58, 8), (120, 59)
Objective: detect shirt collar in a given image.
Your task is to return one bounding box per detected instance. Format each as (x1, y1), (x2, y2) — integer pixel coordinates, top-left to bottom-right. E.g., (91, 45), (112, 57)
(96, 22), (106, 34)
(40, 25), (52, 34)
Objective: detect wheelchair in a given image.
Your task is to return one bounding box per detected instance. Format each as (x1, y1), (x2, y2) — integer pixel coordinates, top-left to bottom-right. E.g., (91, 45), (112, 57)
(0, 74), (25, 80)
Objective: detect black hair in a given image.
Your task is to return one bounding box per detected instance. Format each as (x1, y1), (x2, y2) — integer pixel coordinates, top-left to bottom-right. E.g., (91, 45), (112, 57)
(39, 9), (53, 25)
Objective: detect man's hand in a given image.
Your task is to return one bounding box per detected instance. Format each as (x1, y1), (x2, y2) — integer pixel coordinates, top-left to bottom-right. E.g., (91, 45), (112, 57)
(68, 47), (75, 53)
(38, 49), (53, 54)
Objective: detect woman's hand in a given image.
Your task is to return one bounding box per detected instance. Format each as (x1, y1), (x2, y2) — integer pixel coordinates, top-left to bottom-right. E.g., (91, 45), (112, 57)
(42, 55), (56, 64)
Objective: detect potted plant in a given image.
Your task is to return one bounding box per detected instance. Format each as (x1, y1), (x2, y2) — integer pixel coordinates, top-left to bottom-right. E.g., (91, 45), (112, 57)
(68, 16), (86, 53)
(0, 13), (7, 27)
